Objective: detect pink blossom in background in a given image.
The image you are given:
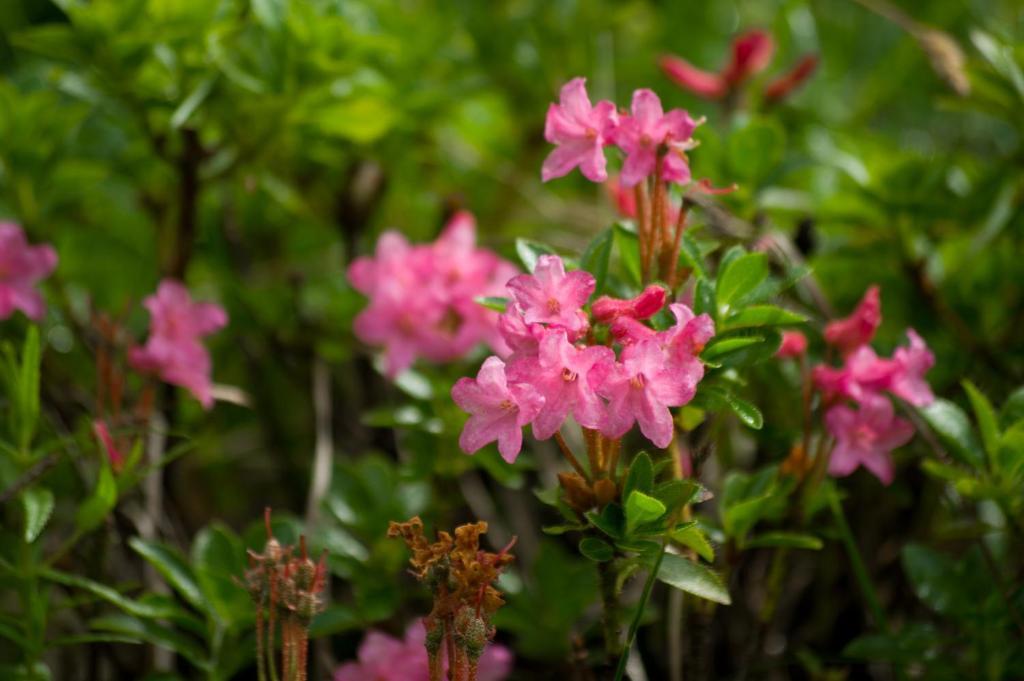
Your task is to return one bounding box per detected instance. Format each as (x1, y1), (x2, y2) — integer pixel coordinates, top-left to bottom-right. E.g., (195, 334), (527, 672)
(592, 285), (667, 324)
(659, 54), (727, 99)
(506, 329), (614, 439)
(92, 420), (125, 471)
(541, 77), (618, 183)
(129, 280), (227, 409)
(824, 285), (882, 355)
(764, 54), (819, 101)
(451, 356), (544, 462)
(613, 89), (699, 187)
(334, 622), (513, 681)
(348, 212), (519, 376)
(0, 222), (58, 321)
(888, 329), (936, 407)
(507, 255), (594, 339)
(721, 30), (775, 86)
(825, 395), (914, 485)
(776, 330), (808, 358)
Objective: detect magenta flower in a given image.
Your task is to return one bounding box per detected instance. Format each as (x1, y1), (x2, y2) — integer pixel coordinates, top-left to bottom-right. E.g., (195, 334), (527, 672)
(452, 356), (544, 462)
(507, 329), (614, 439)
(888, 329), (935, 407)
(776, 330), (808, 358)
(613, 89), (699, 187)
(825, 395), (914, 485)
(660, 30), (775, 101)
(129, 280), (228, 409)
(812, 345), (896, 404)
(334, 622), (513, 681)
(592, 285), (667, 324)
(596, 339), (702, 448)
(507, 255), (594, 339)
(0, 222), (58, 322)
(824, 286), (881, 355)
(541, 77), (618, 183)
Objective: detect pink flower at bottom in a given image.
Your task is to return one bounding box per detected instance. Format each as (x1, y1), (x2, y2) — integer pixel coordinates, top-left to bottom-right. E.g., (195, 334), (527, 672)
(0, 222), (58, 322)
(334, 623), (513, 681)
(825, 396), (914, 485)
(452, 356), (544, 462)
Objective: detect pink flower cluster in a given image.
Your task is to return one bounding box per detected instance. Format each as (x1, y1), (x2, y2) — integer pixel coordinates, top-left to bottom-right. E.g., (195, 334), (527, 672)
(0, 222), (58, 322)
(129, 279), (228, 409)
(542, 78), (700, 188)
(452, 255), (713, 461)
(659, 29), (818, 103)
(348, 211), (519, 377)
(335, 622), (512, 681)
(781, 287), (935, 484)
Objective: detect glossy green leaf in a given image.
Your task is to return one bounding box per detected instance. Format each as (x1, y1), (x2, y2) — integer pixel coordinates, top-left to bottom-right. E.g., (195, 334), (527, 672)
(75, 464), (117, 532)
(474, 296), (509, 312)
(657, 552), (730, 604)
(724, 305), (807, 330)
(580, 228), (613, 296)
(129, 538), (205, 613)
(623, 451), (654, 500)
(40, 568), (182, 620)
(625, 490), (667, 534)
(716, 252), (769, 311)
(918, 399), (984, 468)
(578, 537), (614, 562)
(670, 523), (714, 562)
(743, 531), (823, 550)
(962, 380), (999, 468)
(90, 614), (209, 670)
(21, 487), (53, 543)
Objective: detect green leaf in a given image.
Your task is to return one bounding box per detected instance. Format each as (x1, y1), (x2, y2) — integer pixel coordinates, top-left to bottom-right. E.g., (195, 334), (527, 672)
(515, 238), (557, 273)
(716, 252), (769, 312)
(702, 386), (763, 430)
(657, 552), (731, 604)
(701, 336), (764, 363)
(652, 480), (702, 515)
(578, 537), (614, 562)
(474, 296), (509, 313)
(310, 97), (398, 144)
(21, 487), (54, 543)
(962, 380), (1000, 468)
(40, 568), (182, 619)
(670, 523), (714, 562)
(585, 503), (626, 540)
(75, 464), (117, 532)
(170, 77), (215, 129)
(252, 0), (288, 30)
(694, 277), (716, 319)
(743, 531), (823, 550)
(542, 523), (586, 536)
(918, 399), (984, 468)
(191, 524), (249, 627)
(623, 452), (654, 499)
(90, 614), (208, 670)
(128, 538), (205, 613)
(625, 491), (667, 535)
(1000, 386), (1024, 429)
(678, 232), (708, 278)
(727, 118), (784, 184)
(580, 228), (613, 296)
(724, 305), (807, 330)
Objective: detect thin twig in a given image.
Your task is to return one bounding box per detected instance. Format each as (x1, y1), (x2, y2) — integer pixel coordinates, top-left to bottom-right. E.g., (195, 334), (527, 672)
(554, 431), (590, 480)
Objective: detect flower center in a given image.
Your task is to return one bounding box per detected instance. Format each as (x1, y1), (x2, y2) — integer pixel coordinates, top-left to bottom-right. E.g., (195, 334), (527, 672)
(640, 133), (654, 147)
(584, 127), (598, 140)
(629, 374), (645, 390)
(851, 423), (875, 447)
(546, 298), (561, 313)
(561, 367), (578, 382)
(499, 399), (517, 412)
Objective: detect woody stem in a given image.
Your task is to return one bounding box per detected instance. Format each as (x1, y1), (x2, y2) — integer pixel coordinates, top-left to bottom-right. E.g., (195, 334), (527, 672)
(554, 431), (590, 480)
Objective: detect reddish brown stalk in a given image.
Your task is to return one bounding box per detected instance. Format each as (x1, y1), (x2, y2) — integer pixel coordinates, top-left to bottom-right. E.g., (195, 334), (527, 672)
(606, 437), (622, 485)
(467, 657), (479, 681)
(429, 651), (444, 681)
(634, 184), (650, 283)
(298, 627), (309, 681)
(651, 162), (667, 269)
(453, 644), (467, 681)
(554, 431), (590, 480)
(665, 198), (690, 286)
(445, 623), (457, 681)
(255, 605), (267, 681)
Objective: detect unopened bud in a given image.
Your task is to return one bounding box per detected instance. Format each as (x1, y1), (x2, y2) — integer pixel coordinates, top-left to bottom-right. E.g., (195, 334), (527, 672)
(593, 478), (618, 507)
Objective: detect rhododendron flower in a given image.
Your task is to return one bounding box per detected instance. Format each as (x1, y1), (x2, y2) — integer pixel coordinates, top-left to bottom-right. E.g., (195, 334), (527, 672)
(541, 77), (618, 183)
(592, 285), (667, 324)
(659, 55), (728, 99)
(507, 329), (614, 439)
(348, 213), (518, 376)
(613, 89), (699, 187)
(507, 255), (594, 339)
(888, 329), (935, 407)
(776, 330), (808, 358)
(660, 30), (774, 100)
(129, 280), (227, 409)
(611, 302), (714, 362)
(813, 346), (895, 404)
(451, 356), (544, 462)
(334, 622), (512, 681)
(596, 339), (702, 448)
(764, 54), (819, 101)
(0, 222), (58, 321)
(824, 285), (881, 354)
(825, 396), (914, 485)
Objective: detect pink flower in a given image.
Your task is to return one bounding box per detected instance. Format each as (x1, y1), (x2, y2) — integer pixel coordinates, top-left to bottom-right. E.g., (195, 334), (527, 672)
(596, 339), (702, 448)
(824, 286), (881, 355)
(721, 30), (775, 86)
(610, 302), (714, 363)
(812, 345), (895, 404)
(348, 214), (519, 376)
(764, 54), (819, 102)
(334, 622), (513, 681)
(507, 329), (614, 439)
(659, 55), (727, 99)
(507, 255), (594, 339)
(129, 280), (227, 409)
(776, 331), (808, 358)
(541, 77), (618, 183)
(92, 420), (125, 471)
(452, 356), (544, 462)
(592, 285), (667, 324)
(825, 395), (914, 485)
(613, 89), (699, 187)
(888, 329), (935, 407)
(0, 222), (58, 321)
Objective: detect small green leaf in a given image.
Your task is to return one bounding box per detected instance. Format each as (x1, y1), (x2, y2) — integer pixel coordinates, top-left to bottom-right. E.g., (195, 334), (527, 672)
(678, 232), (708, 278)
(716, 252), (769, 312)
(578, 537), (615, 562)
(21, 487), (53, 543)
(702, 386), (763, 429)
(701, 336), (765, 362)
(657, 552), (731, 604)
(541, 523), (586, 536)
(170, 77), (215, 129)
(75, 464), (117, 532)
(743, 531), (823, 550)
(252, 0), (288, 30)
(652, 479), (702, 514)
(724, 305), (807, 330)
(671, 523), (714, 562)
(40, 568), (183, 619)
(625, 491), (667, 534)
(580, 228), (614, 296)
(918, 399), (983, 468)
(585, 503), (625, 540)
(693, 278), (716, 318)
(128, 538), (205, 613)
(475, 296), (509, 313)
(515, 238), (557, 273)
(623, 452), (654, 499)
(90, 614), (208, 670)
(962, 380), (1000, 468)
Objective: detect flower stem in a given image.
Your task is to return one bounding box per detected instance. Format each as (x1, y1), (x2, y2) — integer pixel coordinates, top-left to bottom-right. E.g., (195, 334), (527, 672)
(826, 488), (888, 631)
(614, 539), (669, 681)
(597, 559), (622, 669)
(554, 431), (590, 480)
